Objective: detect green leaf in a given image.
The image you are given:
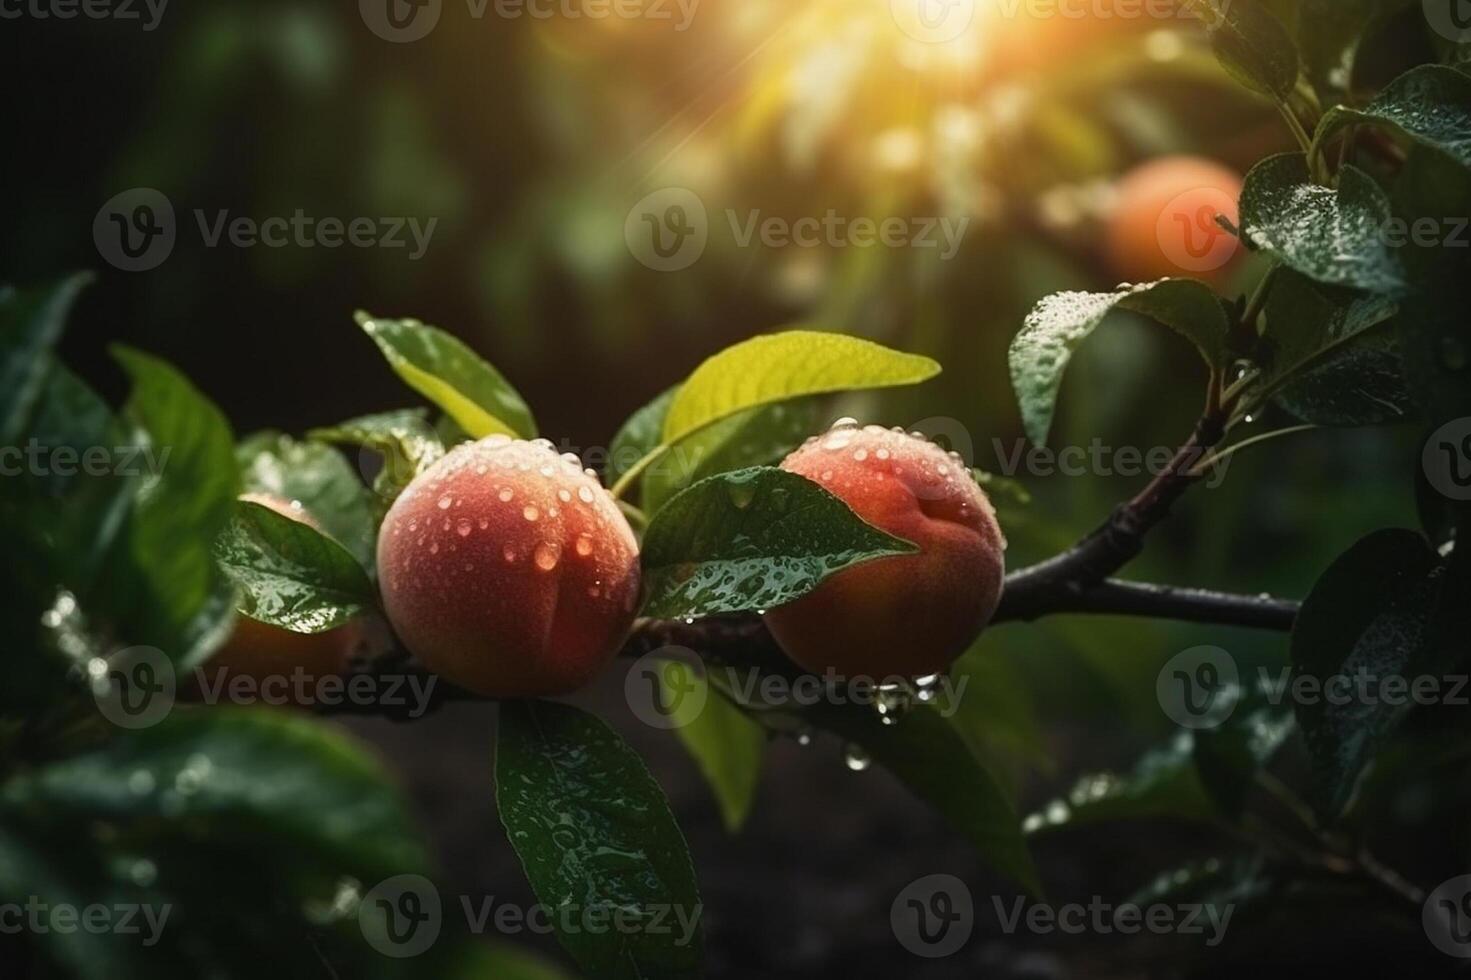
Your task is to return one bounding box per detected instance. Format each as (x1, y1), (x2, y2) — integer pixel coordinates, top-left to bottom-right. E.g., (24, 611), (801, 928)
(661, 330), (938, 447)
(309, 409), (446, 508)
(1313, 65), (1471, 171)
(1240, 154), (1404, 294)
(495, 700), (703, 980)
(640, 467), (916, 620)
(811, 704), (1040, 895)
(1295, 0), (1408, 96)
(1, 708), (433, 977)
(215, 499), (377, 633)
(1290, 529), (1442, 817)
(1009, 279), (1231, 446)
(358, 312), (537, 440)
(1025, 732), (1217, 833)
(236, 431), (378, 566)
(1273, 326), (1414, 426)
(0, 273), (91, 445)
(607, 386), (678, 489)
(111, 346), (239, 665)
(656, 659), (764, 832)
(1254, 270), (1400, 401)
(1193, 689), (1297, 820)
(644, 399), (820, 513)
(1182, 0), (1300, 99)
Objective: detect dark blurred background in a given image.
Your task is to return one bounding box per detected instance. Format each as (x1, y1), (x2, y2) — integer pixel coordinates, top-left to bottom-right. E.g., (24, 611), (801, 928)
(2, 1), (1438, 975)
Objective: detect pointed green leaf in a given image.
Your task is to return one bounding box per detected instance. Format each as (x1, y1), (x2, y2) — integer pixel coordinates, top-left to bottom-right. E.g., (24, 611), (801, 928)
(215, 499), (376, 633)
(1240, 154), (1405, 294)
(661, 331), (938, 446)
(0, 273), (91, 445)
(496, 700), (703, 980)
(640, 467), (916, 620)
(236, 431), (378, 566)
(656, 659), (765, 831)
(1313, 65), (1471, 170)
(111, 346), (239, 665)
(1182, 0), (1300, 99)
(1291, 529), (1442, 817)
(309, 409), (446, 510)
(358, 312), (536, 439)
(607, 386), (678, 489)
(811, 704), (1041, 896)
(1009, 279), (1231, 446)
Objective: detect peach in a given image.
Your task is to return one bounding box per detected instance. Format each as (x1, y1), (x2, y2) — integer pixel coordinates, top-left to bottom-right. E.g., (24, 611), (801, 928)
(376, 436), (641, 698)
(201, 493), (360, 697)
(1106, 156), (1244, 288)
(765, 424), (1006, 679)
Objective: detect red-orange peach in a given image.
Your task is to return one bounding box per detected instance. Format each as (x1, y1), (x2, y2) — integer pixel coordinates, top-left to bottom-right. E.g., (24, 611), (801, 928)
(376, 436), (641, 698)
(201, 493), (360, 694)
(1106, 156), (1244, 288)
(765, 424), (1006, 680)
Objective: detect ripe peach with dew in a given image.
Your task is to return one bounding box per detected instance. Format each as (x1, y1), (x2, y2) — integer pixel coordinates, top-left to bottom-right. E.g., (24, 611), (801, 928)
(765, 423), (1006, 680)
(202, 493), (361, 694)
(376, 436), (641, 699)
(1106, 156), (1244, 288)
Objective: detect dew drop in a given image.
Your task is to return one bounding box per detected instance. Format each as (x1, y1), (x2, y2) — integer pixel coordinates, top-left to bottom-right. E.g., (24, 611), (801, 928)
(498, 488), (514, 502)
(575, 534), (594, 557)
(437, 496), (453, 510)
(523, 505), (540, 522)
(456, 521), (472, 537)
(479, 518), (490, 530)
(829, 416), (859, 431)
(534, 541), (561, 571)
(843, 745), (872, 771)
(503, 546), (518, 563)
(876, 448), (890, 460)
(854, 448), (869, 462)
(577, 486), (595, 504)
(558, 489), (572, 503)
(429, 542), (439, 555)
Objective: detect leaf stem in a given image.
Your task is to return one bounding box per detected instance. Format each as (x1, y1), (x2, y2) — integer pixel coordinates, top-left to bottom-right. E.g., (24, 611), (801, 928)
(1278, 101), (1314, 155)
(608, 445), (670, 501)
(1187, 424), (1318, 478)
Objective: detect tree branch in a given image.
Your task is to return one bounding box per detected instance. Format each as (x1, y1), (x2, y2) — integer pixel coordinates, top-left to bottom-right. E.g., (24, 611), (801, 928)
(320, 410), (1303, 720)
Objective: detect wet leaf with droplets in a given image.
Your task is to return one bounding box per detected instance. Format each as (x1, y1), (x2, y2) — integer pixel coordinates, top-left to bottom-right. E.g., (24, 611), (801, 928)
(214, 498), (376, 633)
(236, 430), (378, 565)
(639, 467), (917, 620)
(357, 312), (537, 440)
(496, 700), (703, 980)
(1312, 65), (1471, 171)
(1009, 279), (1231, 446)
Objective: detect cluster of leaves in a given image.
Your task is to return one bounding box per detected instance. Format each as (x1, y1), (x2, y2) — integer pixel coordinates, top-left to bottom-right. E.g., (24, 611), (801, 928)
(1009, 0), (1471, 941)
